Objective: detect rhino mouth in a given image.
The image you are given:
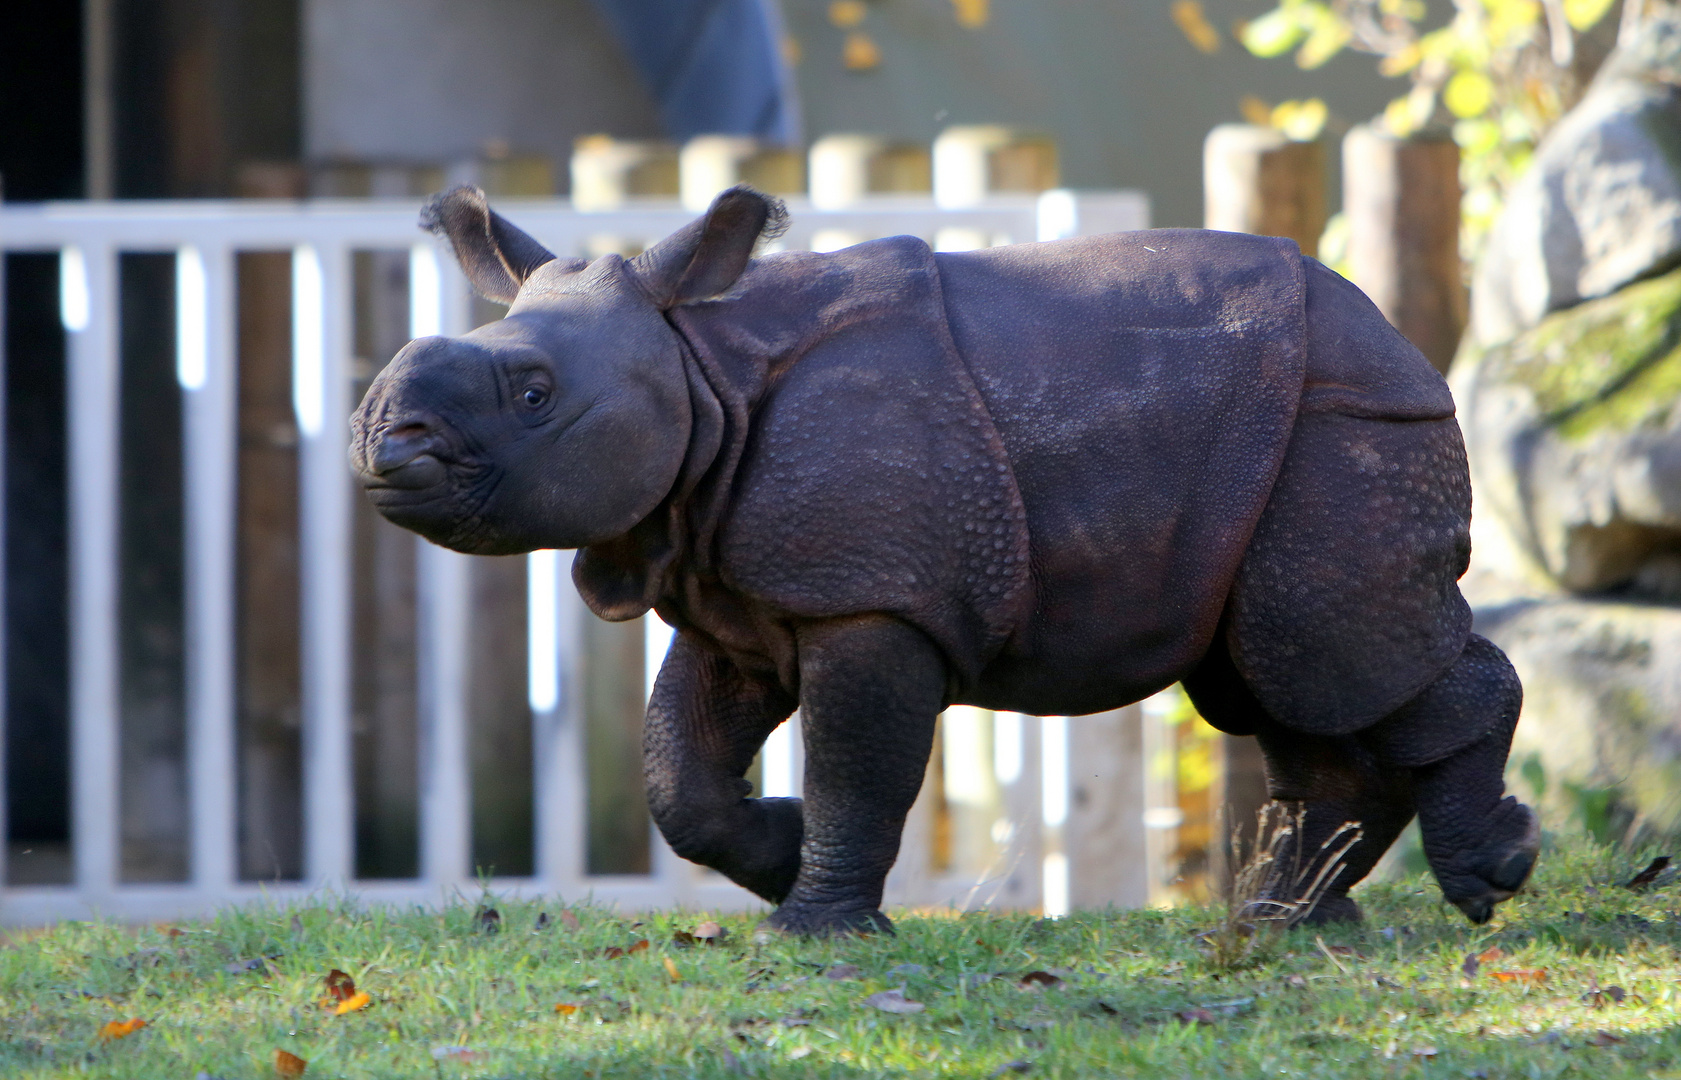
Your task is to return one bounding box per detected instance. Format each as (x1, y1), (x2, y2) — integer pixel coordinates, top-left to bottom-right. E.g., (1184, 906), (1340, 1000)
(361, 452), (447, 493)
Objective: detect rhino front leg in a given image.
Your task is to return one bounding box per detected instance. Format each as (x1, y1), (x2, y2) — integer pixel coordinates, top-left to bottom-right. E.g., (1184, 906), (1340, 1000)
(759, 615), (944, 937)
(1364, 636), (1537, 925)
(644, 632), (802, 903)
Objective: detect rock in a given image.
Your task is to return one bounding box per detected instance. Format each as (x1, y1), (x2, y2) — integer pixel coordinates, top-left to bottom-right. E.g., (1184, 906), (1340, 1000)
(1454, 263), (1681, 599)
(1469, 13), (1681, 348)
(1477, 597), (1681, 839)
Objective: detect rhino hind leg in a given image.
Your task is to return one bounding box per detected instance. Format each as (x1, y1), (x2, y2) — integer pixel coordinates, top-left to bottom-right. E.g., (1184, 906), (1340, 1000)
(1361, 636), (1536, 924)
(1184, 637), (1416, 925)
(643, 633), (804, 903)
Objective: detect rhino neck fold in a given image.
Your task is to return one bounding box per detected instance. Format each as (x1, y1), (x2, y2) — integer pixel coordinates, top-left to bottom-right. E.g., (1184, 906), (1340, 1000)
(568, 340), (727, 622)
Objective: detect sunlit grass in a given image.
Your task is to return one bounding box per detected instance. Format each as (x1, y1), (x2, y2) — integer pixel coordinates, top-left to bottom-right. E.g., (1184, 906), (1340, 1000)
(4, 837), (1680, 1077)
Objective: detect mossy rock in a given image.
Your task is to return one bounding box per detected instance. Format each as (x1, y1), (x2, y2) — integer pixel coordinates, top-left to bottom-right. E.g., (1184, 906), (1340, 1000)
(1453, 265), (1681, 596)
(1475, 263), (1681, 443)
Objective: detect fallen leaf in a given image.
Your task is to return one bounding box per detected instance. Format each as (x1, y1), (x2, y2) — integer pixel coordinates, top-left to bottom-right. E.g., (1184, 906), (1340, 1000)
(1589, 1030), (1625, 1047)
(560, 910), (580, 931)
(627, 938), (649, 954)
(1285, 974), (1308, 988)
(602, 946), (625, 960)
(323, 969), (356, 1003)
(788, 1045), (813, 1060)
(1461, 952), (1482, 978)
(825, 963), (861, 981)
(554, 1002), (580, 1015)
(97, 1017), (147, 1042)
(1624, 856), (1672, 890)
(1018, 970), (1066, 990)
(864, 988), (925, 1014)
(1490, 969), (1547, 984)
(273, 1048), (307, 1077)
(664, 956), (683, 981)
(1177, 1007), (1217, 1025)
(672, 931), (697, 948)
(694, 920), (726, 942)
(1323, 944), (1363, 958)
(1477, 946), (1505, 963)
(333, 990), (371, 1015)
(476, 907), (501, 934)
(165, 927), (183, 938)
(430, 1045), (479, 1062)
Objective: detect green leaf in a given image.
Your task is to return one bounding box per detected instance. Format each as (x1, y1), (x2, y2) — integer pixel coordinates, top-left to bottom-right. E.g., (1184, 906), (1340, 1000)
(1240, 7), (1308, 57)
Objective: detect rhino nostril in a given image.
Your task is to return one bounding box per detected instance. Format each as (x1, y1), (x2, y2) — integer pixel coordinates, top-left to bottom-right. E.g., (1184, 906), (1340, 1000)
(371, 421), (438, 476)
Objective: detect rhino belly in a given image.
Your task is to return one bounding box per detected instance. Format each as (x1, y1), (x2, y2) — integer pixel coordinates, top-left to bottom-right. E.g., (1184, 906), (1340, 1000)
(932, 231), (1309, 715)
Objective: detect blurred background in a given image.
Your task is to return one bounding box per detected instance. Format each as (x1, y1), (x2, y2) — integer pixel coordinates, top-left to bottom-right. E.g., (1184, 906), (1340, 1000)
(0, 0), (1677, 922)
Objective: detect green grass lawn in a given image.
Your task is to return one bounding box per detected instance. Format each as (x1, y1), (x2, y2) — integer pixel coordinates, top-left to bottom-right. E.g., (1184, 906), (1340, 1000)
(5, 840), (1681, 1078)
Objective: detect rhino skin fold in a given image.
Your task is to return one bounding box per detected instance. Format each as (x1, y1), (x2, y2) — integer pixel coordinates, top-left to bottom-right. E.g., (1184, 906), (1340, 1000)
(351, 185), (1537, 935)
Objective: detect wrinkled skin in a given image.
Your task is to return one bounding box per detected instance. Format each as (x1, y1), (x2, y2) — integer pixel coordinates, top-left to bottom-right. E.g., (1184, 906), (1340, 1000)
(351, 185), (1539, 935)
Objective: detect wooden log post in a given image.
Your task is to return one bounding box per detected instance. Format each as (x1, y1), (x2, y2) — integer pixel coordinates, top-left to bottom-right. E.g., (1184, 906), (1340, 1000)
(1203, 124), (1327, 256)
(1202, 122), (1329, 891)
(1342, 126), (1466, 375)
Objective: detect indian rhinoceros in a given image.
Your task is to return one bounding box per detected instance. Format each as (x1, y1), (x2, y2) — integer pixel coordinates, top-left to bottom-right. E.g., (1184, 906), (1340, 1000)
(350, 184), (1538, 935)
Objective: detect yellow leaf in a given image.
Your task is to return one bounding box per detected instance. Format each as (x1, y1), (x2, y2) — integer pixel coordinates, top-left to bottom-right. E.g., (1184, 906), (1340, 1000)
(1378, 43), (1421, 77)
(1444, 69), (1494, 118)
(97, 1017), (147, 1042)
(1295, 14), (1351, 69)
(828, 0), (866, 29)
(952, 0), (989, 29)
(1384, 95), (1418, 137)
(1564, 0), (1615, 29)
(842, 31), (881, 70)
(1171, 0), (1222, 54)
(1239, 95), (1274, 127)
(274, 1049), (308, 1077)
(554, 1002), (580, 1015)
(333, 990), (371, 1015)
(1272, 98), (1328, 141)
(664, 956), (683, 981)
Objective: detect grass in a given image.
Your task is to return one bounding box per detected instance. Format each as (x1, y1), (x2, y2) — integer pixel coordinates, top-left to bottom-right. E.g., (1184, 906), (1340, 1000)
(5, 839), (1681, 1078)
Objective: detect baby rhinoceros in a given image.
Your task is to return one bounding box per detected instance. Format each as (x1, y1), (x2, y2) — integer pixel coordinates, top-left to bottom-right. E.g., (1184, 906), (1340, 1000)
(351, 185), (1538, 935)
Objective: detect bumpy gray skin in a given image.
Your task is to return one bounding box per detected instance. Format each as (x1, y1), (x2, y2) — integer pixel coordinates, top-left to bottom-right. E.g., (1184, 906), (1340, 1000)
(350, 185), (1539, 934)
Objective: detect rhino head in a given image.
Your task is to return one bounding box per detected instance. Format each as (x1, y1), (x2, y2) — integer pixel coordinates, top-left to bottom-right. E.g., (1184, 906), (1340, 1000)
(350, 184), (784, 554)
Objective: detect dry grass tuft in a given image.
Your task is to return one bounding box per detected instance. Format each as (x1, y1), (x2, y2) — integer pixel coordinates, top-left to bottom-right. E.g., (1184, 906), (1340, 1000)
(1200, 803), (1363, 971)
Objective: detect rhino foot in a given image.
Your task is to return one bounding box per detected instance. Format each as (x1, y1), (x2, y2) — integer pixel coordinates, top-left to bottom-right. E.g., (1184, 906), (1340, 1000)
(758, 904), (894, 938)
(1436, 797), (1540, 924)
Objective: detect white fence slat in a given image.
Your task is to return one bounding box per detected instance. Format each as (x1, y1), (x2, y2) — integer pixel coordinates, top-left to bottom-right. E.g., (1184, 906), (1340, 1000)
(185, 244), (238, 892)
(418, 542), (470, 887)
(415, 254), (473, 892)
(297, 243), (355, 886)
(68, 244), (120, 900)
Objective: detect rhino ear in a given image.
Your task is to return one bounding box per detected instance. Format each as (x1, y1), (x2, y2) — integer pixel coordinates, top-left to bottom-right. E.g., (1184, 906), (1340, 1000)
(420, 185), (561, 304)
(631, 186), (788, 308)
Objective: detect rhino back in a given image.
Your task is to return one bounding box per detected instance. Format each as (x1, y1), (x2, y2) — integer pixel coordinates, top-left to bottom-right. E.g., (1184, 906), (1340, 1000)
(935, 229), (1307, 713)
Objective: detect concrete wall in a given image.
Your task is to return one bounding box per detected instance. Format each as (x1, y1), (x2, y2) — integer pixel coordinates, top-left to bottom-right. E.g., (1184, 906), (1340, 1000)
(303, 0), (662, 181)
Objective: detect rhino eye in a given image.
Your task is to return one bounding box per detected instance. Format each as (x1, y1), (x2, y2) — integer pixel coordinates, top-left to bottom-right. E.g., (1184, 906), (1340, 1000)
(521, 387), (548, 409)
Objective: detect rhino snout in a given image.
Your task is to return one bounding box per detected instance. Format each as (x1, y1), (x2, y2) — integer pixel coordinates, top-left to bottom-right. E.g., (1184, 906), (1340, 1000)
(359, 421), (447, 492)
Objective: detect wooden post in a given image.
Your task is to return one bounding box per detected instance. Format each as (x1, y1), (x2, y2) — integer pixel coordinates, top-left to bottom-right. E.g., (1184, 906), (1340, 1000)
(1065, 706), (1149, 909)
(1203, 124), (1326, 256)
(1202, 121), (1328, 892)
(1342, 126), (1465, 374)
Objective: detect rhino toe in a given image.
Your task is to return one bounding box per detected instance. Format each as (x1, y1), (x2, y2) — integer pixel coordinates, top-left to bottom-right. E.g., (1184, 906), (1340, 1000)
(1440, 798), (1540, 924)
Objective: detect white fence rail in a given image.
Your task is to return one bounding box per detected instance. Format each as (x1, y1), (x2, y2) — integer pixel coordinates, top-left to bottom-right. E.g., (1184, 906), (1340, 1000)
(0, 192), (1156, 926)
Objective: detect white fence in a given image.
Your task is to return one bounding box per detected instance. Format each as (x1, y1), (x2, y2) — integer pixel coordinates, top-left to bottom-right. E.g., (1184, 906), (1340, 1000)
(0, 191), (1159, 926)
